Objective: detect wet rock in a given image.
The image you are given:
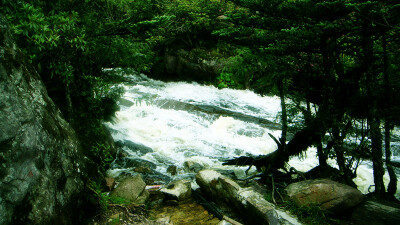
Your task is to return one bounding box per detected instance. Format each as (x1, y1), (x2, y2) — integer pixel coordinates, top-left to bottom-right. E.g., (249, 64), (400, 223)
(110, 156), (171, 184)
(351, 200), (400, 225)
(285, 179), (363, 214)
(118, 98), (135, 107)
(115, 140), (153, 156)
(134, 166), (152, 174)
(196, 170), (301, 225)
(110, 175), (149, 204)
(0, 15), (87, 224)
(112, 157), (156, 170)
(161, 180), (192, 201)
(184, 160), (204, 173)
(215, 169), (237, 179)
(167, 165), (177, 176)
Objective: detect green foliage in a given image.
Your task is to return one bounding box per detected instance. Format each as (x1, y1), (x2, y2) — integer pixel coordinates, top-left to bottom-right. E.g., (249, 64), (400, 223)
(88, 180), (110, 211)
(283, 200), (329, 225)
(90, 143), (114, 173)
(217, 72), (235, 88)
(217, 47), (266, 89)
(144, 0), (234, 49)
(82, 74), (125, 121)
(88, 180), (130, 211)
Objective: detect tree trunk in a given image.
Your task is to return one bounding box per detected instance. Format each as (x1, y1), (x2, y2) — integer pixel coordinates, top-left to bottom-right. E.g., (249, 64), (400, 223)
(383, 34), (397, 196)
(370, 116), (385, 196)
(278, 76), (287, 150)
(361, 14), (385, 197)
(332, 125), (355, 185)
(223, 106), (334, 172)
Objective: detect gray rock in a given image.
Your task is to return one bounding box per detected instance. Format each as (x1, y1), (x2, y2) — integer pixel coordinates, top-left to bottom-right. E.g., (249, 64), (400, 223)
(160, 180), (192, 201)
(183, 160), (204, 173)
(167, 165), (177, 176)
(0, 14), (87, 225)
(285, 179), (363, 214)
(196, 170), (301, 225)
(115, 140), (153, 156)
(112, 157), (156, 170)
(110, 175), (149, 204)
(351, 200), (400, 225)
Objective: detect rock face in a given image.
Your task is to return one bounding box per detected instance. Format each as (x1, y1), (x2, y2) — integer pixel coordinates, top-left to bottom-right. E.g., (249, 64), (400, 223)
(351, 200), (400, 225)
(285, 179), (363, 214)
(196, 170), (302, 225)
(110, 175), (149, 204)
(0, 15), (87, 224)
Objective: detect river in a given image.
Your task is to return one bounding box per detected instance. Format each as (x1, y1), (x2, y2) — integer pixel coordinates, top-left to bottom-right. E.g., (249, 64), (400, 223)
(104, 70), (400, 199)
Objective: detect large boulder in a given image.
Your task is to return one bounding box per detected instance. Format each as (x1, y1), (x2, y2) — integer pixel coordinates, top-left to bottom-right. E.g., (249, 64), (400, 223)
(196, 170), (301, 225)
(285, 179), (363, 214)
(110, 175), (149, 204)
(0, 15), (87, 224)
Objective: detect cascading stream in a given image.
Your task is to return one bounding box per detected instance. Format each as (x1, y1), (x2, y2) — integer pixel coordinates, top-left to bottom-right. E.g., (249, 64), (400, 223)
(105, 70), (400, 199)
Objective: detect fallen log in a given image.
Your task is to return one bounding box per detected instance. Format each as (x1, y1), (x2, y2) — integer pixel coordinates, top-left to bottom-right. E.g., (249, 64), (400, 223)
(223, 125), (322, 172)
(390, 161), (400, 168)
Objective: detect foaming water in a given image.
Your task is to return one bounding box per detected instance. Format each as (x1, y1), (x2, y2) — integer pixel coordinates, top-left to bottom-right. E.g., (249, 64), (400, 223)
(106, 71), (399, 199)
(106, 73), (281, 179)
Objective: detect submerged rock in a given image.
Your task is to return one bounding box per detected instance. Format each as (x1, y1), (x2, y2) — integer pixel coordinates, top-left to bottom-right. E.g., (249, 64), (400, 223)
(115, 140), (153, 156)
(110, 175), (149, 204)
(196, 170), (301, 225)
(285, 179), (363, 214)
(0, 15), (87, 224)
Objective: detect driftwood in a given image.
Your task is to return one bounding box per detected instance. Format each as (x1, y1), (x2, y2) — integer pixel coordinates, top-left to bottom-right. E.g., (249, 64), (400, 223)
(223, 120), (325, 173)
(390, 161), (400, 168)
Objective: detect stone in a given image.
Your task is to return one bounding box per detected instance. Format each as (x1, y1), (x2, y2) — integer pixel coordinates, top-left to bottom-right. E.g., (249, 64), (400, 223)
(0, 15), (87, 224)
(218, 220), (233, 225)
(110, 175), (149, 204)
(351, 200), (400, 225)
(196, 170), (302, 225)
(110, 213), (122, 220)
(105, 177), (116, 191)
(285, 179), (363, 214)
(156, 216), (172, 225)
(134, 166), (152, 173)
(160, 180), (192, 201)
(115, 140), (153, 156)
(112, 157), (156, 170)
(167, 165), (177, 176)
(183, 160), (204, 173)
